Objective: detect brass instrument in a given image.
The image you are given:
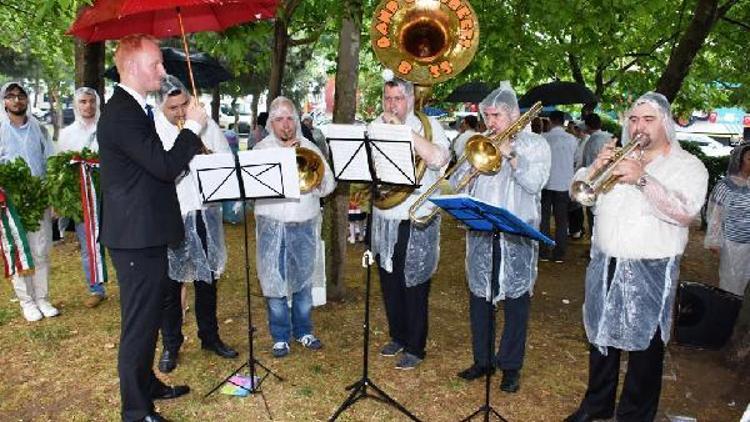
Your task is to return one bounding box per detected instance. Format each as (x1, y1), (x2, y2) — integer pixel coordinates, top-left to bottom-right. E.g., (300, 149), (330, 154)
(176, 118), (213, 154)
(408, 102), (543, 225)
(570, 133), (649, 207)
(370, 0), (480, 210)
(296, 146), (325, 193)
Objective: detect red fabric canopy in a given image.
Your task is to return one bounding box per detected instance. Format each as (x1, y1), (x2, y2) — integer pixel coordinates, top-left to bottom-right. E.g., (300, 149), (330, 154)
(67, 0), (278, 42)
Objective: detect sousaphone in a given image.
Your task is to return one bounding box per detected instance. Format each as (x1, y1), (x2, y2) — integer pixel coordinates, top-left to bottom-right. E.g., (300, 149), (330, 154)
(370, 0), (480, 209)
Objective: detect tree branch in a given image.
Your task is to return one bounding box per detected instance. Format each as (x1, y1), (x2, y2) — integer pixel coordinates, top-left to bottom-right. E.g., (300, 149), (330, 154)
(721, 15), (750, 31)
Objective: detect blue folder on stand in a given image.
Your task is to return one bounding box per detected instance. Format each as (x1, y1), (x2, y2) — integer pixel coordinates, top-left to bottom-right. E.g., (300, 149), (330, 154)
(429, 194), (555, 246)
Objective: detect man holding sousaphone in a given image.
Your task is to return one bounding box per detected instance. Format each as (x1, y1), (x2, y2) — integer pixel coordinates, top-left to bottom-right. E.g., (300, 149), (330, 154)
(450, 82), (551, 393)
(253, 96), (335, 359)
(372, 74), (451, 370)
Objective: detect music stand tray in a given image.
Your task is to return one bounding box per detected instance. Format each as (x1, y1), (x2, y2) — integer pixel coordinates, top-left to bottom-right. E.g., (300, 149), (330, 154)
(429, 194), (553, 422)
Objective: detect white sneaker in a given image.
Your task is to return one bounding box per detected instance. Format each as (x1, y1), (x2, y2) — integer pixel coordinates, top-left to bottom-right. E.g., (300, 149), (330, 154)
(36, 300), (60, 318)
(22, 304), (43, 322)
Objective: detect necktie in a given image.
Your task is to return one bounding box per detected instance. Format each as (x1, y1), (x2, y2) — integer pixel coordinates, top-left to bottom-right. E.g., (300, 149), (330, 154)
(145, 104), (154, 121)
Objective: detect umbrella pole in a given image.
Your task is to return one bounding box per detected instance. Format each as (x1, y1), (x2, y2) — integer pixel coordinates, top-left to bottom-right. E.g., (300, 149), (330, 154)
(176, 8), (199, 99)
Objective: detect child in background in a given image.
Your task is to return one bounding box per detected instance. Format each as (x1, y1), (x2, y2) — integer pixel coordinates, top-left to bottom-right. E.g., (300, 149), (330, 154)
(348, 185), (369, 243)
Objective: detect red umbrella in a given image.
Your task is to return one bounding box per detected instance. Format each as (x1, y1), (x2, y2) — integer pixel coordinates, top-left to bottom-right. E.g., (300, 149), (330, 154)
(67, 0), (278, 96)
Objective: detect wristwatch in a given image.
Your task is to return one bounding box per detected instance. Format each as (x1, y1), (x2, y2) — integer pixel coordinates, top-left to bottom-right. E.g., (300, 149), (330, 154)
(635, 174), (649, 189)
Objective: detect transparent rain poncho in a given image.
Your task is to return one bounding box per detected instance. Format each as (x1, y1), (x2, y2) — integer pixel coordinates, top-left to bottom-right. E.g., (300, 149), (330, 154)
(704, 143), (750, 296)
(0, 81), (53, 177)
(578, 92), (709, 352)
(254, 97), (335, 298)
(57, 87), (100, 153)
(155, 75), (230, 283)
(451, 82), (551, 302)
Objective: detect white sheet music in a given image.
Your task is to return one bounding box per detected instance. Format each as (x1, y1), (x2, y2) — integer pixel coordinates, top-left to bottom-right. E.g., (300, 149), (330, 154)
(326, 124), (371, 181)
(189, 148), (299, 202)
(367, 123), (416, 185)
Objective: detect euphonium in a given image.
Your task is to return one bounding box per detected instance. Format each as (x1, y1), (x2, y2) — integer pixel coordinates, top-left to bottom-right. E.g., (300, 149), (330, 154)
(408, 102), (543, 225)
(370, 0), (480, 209)
(570, 133), (649, 207)
(296, 146), (325, 193)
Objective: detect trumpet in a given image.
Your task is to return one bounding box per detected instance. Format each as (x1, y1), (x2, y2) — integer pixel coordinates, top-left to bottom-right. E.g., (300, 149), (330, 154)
(570, 133), (649, 206)
(296, 146), (324, 193)
(408, 102), (543, 225)
(176, 118), (213, 154)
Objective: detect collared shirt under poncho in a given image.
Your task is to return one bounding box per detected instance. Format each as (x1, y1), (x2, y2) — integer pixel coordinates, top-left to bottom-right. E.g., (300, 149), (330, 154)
(574, 143), (708, 352)
(253, 135), (335, 298)
(452, 130), (551, 303)
(371, 112), (450, 287)
(155, 114), (231, 283)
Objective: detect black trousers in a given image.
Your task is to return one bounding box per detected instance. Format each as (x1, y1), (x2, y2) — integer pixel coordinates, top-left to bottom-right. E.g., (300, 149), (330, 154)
(568, 205), (584, 235)
(111, 246), (171, 422)
(468, 234), (530, 369)
(378, 220), (431, 359)
(540, 189), (570, 260)
(161, 211), (219, 352)
(579, 259), (665, 422)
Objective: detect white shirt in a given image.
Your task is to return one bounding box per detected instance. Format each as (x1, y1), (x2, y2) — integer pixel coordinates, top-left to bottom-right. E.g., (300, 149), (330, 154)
(373, 113), (451, 221)
(589, 143), (708, 259)
(155, 113), (231, 214)
(57, 120), (98, 153)
(452, 129), (477, 158)
(542, 126), (577, 191)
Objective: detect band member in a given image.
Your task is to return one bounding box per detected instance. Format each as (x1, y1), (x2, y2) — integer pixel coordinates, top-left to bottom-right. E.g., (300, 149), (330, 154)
(565, 92), (708, 422)
(98, 35), (207, 422)
(154, 75), (238, 374)
(452, 82), (550, 392)
(57, 87), (107, 308)
(0, 81), (58, 321)
(254, 96), (335, 358)
(374, 75), (450, 370)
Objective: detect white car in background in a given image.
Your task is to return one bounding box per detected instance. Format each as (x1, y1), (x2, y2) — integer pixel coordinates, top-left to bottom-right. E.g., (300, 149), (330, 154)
(676, 132), (734, 157)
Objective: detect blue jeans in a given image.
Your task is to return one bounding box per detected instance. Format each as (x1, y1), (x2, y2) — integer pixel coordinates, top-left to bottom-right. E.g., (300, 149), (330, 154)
(75, 222), (105, 296)
(265, 286), (313, 343)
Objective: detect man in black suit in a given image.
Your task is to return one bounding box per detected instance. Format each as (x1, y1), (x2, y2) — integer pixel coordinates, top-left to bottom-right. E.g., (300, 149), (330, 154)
(98, 34), (208, 422)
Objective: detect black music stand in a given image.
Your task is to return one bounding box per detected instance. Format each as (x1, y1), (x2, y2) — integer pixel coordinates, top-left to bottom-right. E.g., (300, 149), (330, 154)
(429, 194), (554, 422)
(195, 150), (298, 418)
(325, 125), (422, 421)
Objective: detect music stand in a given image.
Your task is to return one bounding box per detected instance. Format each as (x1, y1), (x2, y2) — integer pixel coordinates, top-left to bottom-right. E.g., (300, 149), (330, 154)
(194, 149), (298, 418)
(325, 124), (422, 421)
(428, 194), (554, 422)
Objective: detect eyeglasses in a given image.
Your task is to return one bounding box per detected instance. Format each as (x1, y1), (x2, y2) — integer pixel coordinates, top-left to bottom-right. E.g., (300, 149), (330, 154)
(4, 94), (28, 102)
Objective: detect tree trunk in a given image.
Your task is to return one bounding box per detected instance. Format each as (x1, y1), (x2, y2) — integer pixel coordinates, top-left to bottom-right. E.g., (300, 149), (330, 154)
(324, 0), (363, 301)
(268, 15), (290, 101)
(655, 0), (737, 102)
(211, 86), (220, 124)
(74, 40), (105, 100)
(725, 283), (750, 373)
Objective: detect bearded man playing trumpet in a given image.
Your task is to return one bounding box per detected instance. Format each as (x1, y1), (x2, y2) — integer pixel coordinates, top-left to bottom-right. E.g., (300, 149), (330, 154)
(254, 96), (335, 359)
(452, 83), (551, 393)
(373, 76), (450, 370)
(565, 92), (708, 422)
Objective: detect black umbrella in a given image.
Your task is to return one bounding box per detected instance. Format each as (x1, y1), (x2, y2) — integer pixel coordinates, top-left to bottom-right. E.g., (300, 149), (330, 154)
(444, 81), (492, 103)
(518, 81), (597, 108)
(104, 47), (232, 89)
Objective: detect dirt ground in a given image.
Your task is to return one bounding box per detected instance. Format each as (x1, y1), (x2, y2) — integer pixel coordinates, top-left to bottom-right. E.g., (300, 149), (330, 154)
(0, 215), (747, 421)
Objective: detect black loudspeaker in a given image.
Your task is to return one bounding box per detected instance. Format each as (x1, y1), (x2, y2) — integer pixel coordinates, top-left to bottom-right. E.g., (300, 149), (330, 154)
(675, 281), (743, 349)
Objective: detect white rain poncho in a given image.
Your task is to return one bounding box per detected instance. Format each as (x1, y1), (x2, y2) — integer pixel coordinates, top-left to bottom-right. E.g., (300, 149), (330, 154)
(451, 82), (551, 302)
(371, 79), (450, 287)
(575, 92), (708, 352)
(704, 143), (750, 296)
(57, 87), (100, 153)
(0, 82), (53, 177)
(254, 97), (335, 298)
(155, 75), (231, 282)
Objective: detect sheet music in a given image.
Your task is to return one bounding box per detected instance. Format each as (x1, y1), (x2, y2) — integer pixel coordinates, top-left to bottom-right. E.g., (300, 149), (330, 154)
(367, 123), (416, 186)
(190, 153), (240, 202)
(326, 124), (371, 181)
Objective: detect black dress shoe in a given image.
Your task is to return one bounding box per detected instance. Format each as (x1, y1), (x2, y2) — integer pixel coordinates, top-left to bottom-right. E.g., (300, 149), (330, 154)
(202, 340), (239, 358)
(499, 369), (520, 393)
(151, 384), (190, 400)
(457, 364), (495, 380)
(563, 408), (613, 422)
(158, 349), (178, 373)
(141, 412), (170, 422)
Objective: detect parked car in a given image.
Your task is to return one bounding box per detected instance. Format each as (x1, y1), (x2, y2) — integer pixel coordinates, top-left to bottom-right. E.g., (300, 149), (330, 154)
(676, 132), (734, 157)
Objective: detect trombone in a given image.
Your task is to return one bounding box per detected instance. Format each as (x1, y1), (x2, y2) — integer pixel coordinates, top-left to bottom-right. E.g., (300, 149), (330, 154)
(408, 102), (543, 225)
(570, 133), (649, 206)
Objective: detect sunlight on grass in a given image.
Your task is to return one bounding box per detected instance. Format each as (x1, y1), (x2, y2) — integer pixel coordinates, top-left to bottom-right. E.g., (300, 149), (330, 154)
(25, 324), (73, 343)
(0, 307), (12, 326)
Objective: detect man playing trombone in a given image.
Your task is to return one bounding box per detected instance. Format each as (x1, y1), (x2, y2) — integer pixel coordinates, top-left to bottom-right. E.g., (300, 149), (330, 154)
(452, 82), (550, 393)
(565, 92), (708, 422)
(373, 74), (450, 370)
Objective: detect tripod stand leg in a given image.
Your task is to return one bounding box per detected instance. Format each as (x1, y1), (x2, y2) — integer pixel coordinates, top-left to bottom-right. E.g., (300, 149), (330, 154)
(203, 361), (248, 397)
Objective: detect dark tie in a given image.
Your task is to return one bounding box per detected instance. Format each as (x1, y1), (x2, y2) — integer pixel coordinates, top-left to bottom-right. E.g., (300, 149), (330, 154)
(145, 104), (154, 121)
